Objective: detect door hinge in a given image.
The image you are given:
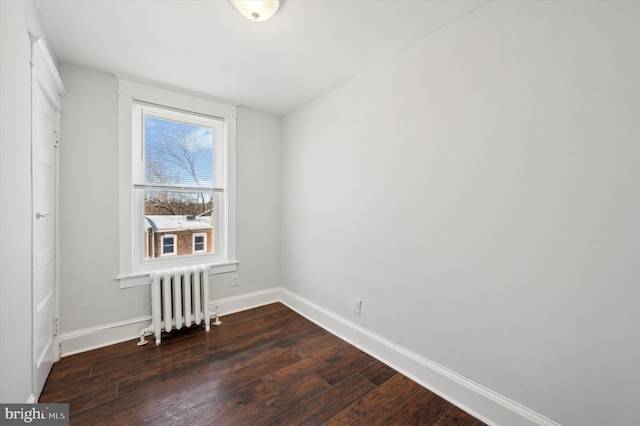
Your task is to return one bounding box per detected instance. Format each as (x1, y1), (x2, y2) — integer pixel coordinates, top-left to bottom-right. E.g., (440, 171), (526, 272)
(54, 131), (59, 148)
(53, 318), (59, 336)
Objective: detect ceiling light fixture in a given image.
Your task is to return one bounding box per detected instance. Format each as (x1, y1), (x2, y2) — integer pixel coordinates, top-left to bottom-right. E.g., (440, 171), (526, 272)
(230, 0), (282, 22)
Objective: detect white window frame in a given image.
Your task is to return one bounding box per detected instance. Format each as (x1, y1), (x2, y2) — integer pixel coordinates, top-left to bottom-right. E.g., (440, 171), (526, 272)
(133, 102), (223, 261)
(116, 76), (238, 288)
(161, 234), (177, 256)
(192, 232), (207, 254)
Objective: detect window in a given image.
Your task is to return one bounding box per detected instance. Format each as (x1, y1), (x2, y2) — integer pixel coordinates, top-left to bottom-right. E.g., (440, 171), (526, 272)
(134, 102), (222, 260)
(193, 233), (207, 253)
(161, 234), (177, 256)
(117, 77), (237, 287)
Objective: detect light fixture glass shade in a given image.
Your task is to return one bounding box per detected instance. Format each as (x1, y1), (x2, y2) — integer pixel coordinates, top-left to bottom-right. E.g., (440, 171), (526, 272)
(231, 0), (282, 22)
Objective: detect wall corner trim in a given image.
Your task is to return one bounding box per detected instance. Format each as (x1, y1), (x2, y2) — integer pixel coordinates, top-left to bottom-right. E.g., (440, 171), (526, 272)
(280, 288), (562, 426)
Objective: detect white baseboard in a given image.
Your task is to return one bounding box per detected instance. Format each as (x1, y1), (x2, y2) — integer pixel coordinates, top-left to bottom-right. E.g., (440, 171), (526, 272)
(58, 286), (559, 426)
(280, 289), (561, 426)
(59, 287), (282, 356)
(60, 316), (152, 356)
(209, 287), (282, 318)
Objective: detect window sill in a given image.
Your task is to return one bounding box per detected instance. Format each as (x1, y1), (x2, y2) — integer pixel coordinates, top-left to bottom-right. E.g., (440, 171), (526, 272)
(116, 260), (239, 289)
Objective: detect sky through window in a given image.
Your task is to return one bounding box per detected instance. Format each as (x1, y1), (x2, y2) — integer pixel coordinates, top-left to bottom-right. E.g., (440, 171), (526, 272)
(144, 116), (214, 188)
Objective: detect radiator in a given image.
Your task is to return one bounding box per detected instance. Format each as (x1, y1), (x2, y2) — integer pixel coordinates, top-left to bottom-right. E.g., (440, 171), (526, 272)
(138, 265), (220, 346)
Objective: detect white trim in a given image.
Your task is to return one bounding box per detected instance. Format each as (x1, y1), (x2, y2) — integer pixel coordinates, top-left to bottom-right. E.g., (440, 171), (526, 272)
(117, 75), (237, 279)
(114, 73), (237, 111)
(30, 35), (66, 105)
(280, 289), (562, 426)
(209, 287), (282, 317)
(30, 34), (65, 402)
(60, 316), (152, 356)
(116, 260), (239, 288)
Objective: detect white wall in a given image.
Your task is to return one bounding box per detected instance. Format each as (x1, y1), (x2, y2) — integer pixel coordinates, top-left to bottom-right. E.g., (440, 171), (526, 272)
(281, 1), (639, 425)
(233, 107), (281, 296)
(0, 0), (53, 403)
(58, 64), (281, 343)
(58, 65), (147, 332)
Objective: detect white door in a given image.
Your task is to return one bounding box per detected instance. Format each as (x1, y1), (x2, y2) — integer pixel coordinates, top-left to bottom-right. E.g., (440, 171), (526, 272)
(31, 36), (64, 400)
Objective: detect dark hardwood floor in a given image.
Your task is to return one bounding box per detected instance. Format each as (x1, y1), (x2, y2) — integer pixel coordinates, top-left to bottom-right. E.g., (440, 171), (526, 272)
(40, 303), (486, 425)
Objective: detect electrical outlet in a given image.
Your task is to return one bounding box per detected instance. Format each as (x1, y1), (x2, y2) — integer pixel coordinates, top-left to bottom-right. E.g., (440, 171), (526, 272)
(352, 298), (362, 315)
(231, 274), (240, 286)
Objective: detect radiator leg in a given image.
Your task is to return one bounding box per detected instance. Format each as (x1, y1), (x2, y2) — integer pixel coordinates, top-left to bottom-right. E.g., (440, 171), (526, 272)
(202, 265), (211, 332)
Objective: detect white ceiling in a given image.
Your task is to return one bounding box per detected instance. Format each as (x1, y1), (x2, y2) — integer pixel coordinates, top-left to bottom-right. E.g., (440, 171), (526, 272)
(33, 0), (488, 116)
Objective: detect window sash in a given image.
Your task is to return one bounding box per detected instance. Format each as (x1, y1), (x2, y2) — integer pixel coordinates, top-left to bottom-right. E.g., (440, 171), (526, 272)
(135, 188), (224, 264)
(133, 184), (224, 193)
(132, 102), (226, 192)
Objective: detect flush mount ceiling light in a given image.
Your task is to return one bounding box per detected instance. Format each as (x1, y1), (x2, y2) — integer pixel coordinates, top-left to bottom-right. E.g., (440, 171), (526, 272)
(230, 0), (282, 22)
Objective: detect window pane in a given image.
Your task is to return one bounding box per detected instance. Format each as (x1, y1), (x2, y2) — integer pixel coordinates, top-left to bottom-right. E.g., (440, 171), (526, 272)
(162, 237), (174, 254)
(144, 190), (214, 259)
(194, 235), (206, 252)
(144, 116), (214, 188)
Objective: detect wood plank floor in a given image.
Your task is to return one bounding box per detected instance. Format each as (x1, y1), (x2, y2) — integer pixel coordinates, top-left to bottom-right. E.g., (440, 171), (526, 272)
(40, 303), (486, 425)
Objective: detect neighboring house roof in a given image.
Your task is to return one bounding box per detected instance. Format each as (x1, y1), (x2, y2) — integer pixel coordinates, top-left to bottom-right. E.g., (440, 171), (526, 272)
(145, 215), (212, 232)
